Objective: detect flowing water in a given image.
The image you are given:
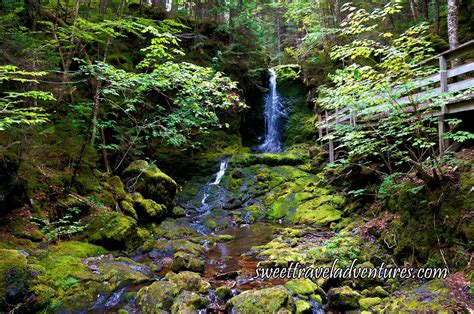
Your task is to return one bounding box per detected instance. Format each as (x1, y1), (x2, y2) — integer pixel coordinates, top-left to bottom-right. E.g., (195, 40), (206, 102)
(89, 70), (326, 313)
(259, 69), (286, 153)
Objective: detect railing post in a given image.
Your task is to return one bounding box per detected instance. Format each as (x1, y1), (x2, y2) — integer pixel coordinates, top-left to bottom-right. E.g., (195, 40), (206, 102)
(318, 113), (323, 148)
(438, 55), (448, 155)
(325, 111), (335, 163)
(350, 109), (357, 128)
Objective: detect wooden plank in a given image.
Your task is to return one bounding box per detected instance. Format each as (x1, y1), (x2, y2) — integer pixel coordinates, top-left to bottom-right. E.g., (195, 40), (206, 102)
(448, 77), (474, 93)
(447, 62), (474, 78)
(419, 40), (474, 65)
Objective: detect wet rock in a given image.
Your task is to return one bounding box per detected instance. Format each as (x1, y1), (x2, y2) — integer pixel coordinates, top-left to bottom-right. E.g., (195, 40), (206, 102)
(359, 297), (382, 310)
(171, 206), (186, 218)
(123, 160), (177, 210)
(30, 242), (150, 313)
(284, 279), (324, 300)
(171, 291), (209, 313)
(213, 270), (240, 280)
(171, 252), (204, 273)
(215, 285), (233, 301)
(327, 286), (361, 310)
(295, 299), (312, 314)
(223, 197), (242, 210)
(226, 286), (294, 313)
(165, 271), (210, 294)
(84, 211), (138, 250)
(136, 281), (179, 312)
(132, 192), (166, 221)
(0, 249), (31, 310)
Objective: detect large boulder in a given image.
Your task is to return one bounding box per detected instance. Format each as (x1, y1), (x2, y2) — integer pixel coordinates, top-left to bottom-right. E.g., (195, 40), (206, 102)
(123, 160), (177, 210)
(0, 249), (31, 310)
(170, 291), (209, 313)
(327, 286), (361, 310)
(136, 281), (180, 312)
(164, 271), (210, 294)
(226, 286), (294, 313)
(83, 210), (138, 250)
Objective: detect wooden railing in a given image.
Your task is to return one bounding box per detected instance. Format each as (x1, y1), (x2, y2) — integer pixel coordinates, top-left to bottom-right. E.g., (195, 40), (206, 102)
(319, 40), (474, 162)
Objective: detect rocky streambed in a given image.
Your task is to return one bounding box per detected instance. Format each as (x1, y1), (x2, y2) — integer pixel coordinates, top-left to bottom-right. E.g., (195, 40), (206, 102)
(0, 146), (472, 313)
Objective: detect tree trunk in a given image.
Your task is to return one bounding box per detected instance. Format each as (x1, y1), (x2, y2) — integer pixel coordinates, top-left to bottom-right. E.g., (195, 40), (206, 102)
(24, 0), (41, 30)
(433, 0), (440, 35)
(99, 0), (108, 16)
(447, 0), (459, 49)
(409, 0), (418, 20)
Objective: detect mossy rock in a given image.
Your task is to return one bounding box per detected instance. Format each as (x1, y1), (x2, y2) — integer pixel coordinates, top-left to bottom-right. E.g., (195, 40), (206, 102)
(295, 299), (312, 314)
(132, 192), (166, 221)
(327, 286), (361, 310)
(293, 194), (344, 226)
(84, 211), (138, 250)
(0, 249), (30, 310)
(170, 291), (209, 314)
(164, 271), (210, 294)
(376, 279), (465, 311)
(215, 285), (233, 301)
(230, 152), (308, 168)
(226, 286), (294, 313)
(107, 175), (127, 200)
(123, 160), (177, 210)
(120, 199), (138, 220)
(137, 281), (179, 312)
(171, 252), (204, 273)
(284, 279), (318, 299)
(359, 297), (381, 310)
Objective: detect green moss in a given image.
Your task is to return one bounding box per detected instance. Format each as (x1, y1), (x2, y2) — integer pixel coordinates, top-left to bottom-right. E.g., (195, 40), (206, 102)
(295, 299), (312, 314)
(226, 286), (294, 313)
(359, 297), (381, 310)
(132, 192), (166, 220)
(107, 176), (127, 200)
(137, 281), (179, 312)
(284, 279), (318, 299)
(165, 271), (210, 294)
(121, 199), (138, 220)
(51, 241), (106, 258)
(84, 210), (138, 250)
(230, 152), (308, 168)
(216, 285), (233, 300)
(171, 252), (204, 273)
(123, 160), (177, 209)
(0, 249), (30, 308)
(327, 286), (361, 310)
(171, 291), (209, 313)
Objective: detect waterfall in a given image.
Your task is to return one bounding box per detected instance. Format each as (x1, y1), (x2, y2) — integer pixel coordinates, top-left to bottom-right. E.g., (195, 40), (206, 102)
(259, 69), (285, 153)
(211, 158), (229, 186)
(188, 158), (230, 234)
(201, 158), (229, 206)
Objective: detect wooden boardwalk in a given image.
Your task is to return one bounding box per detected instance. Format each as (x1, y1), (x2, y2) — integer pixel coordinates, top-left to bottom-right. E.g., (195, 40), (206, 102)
(319, 40), (474, 162)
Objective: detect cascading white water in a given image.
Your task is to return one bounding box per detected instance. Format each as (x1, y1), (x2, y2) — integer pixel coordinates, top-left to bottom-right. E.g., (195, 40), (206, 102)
(201, 158), (229, 206)
(211, 159), (229, 186)
(259, 69), (285, 153)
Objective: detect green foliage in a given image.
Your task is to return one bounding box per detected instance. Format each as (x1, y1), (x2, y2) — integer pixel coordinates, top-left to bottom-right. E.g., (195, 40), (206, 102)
(273, 64), (301, 82)
(0, 65), (54, 130)
(31, 207), (86, 243)
(87, 42), (246, 154)
(316, 1), (474, 187)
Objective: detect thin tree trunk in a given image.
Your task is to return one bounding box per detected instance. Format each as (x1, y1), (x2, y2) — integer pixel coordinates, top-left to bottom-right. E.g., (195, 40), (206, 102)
(434, 0), (440, 35)
(447, 0), (459, 49)
(409, 0), (418, 20)
(24, 0), (41, 30)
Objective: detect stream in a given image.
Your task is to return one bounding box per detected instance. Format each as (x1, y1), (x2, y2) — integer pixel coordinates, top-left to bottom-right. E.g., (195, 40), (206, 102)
(90, 68), (330, 313)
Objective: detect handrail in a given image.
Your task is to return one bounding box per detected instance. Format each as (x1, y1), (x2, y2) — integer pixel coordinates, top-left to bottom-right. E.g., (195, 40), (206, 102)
(323, 41), (474, 126)
(420, 40), (474, 65)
